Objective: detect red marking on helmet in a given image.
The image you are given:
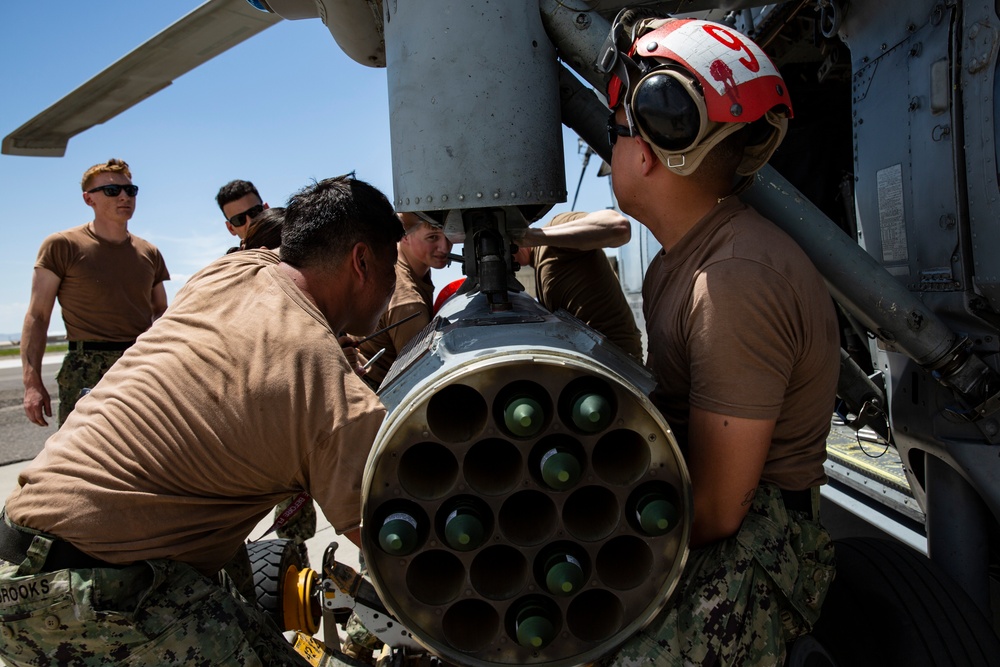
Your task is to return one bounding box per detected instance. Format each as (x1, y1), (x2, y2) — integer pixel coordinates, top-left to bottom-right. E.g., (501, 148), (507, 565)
(709, 59), (738, 103)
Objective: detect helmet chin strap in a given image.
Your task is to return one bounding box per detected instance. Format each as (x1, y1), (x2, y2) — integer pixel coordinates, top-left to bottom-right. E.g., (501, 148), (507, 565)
(642, 119), (746, 176)
(638, 110), (787, 179)
(736, 111), (788, 176)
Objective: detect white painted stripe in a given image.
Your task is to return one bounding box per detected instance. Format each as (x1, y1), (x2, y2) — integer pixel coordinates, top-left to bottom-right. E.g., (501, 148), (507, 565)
(0, 353), (64, 371)
(821, 484), (928, 555)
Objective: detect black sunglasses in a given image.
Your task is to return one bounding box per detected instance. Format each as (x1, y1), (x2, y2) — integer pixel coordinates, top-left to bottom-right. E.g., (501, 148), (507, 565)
(607, 115), (637, 147)
(228, 203), (265, 228)
(87, 184), (139, 197)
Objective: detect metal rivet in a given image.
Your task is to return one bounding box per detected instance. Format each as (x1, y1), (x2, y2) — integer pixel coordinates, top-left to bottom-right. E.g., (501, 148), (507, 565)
(730, 103), (743, 117)
(441, 195), (449, 202)
(476, 192), (483, 199)
(458, 194), (465, 201)
(645, 41), (658, 51)
(493, 192), (500, 199)
(426, 195), (433, 203)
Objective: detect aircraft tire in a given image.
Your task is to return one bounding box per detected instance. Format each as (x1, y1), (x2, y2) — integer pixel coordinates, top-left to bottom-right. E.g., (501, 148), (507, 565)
(247, 538), (305, 631)
(810, 537), (1000, 667)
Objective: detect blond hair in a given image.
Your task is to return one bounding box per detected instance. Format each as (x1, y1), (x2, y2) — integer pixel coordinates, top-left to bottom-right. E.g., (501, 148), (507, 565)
(81, 158), (132, 191)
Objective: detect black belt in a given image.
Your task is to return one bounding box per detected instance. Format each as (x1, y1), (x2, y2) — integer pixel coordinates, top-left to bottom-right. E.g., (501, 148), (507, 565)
(0, 518), (124, 572)
(69, 340), (135, 352)
(780, 487), (816, 519)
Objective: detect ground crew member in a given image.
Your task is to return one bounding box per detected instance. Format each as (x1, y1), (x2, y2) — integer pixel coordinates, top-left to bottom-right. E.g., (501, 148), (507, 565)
(599, 13), (839, 665)
(21, 158), (169, 427)
(356, 212), (453, 390)
(216, 179), (269, 253)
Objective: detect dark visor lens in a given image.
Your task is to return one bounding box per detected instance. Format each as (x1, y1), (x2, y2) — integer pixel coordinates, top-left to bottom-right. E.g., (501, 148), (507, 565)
(229, 203), (265, 228)
(87, 184), (138, 197)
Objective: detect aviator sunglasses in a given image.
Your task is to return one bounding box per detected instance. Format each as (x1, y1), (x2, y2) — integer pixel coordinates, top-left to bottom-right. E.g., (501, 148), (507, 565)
(608, 114), (637, 147)
(86, 184), (139, 197)
(228, 203), (265, 228)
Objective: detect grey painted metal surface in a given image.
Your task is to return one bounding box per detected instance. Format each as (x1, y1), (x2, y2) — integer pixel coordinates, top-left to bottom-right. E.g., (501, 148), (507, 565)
(960, 5), (1000, 313)
(384, 0), (566, 220)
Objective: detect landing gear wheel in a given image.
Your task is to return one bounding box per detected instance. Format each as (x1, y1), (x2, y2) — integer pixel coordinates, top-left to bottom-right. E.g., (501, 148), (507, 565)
(247, 538), (305, 631)
(810, 537), (1000, 666)
(786, 634), (837, 667)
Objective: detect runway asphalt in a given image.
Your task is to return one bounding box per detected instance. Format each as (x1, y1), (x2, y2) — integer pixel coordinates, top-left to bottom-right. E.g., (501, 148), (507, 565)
(0, 353), (60, 465)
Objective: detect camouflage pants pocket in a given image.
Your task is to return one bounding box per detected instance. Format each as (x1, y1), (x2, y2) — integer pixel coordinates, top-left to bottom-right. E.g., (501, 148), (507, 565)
(0, 560), (308, 667)
(56, 350), (123, 426)
(736, 485), (835, 635)
(783, 511), (836, 631)
(0, 564), (151, 666)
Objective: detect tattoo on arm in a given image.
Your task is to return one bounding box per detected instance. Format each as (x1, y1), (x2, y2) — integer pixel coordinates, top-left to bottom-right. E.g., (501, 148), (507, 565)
(741, 487), (757, 507)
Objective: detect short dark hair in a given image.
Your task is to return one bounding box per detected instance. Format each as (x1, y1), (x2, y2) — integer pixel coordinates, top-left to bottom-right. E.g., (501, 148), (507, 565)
(216, 179), (261, 212)
(280, 176), (403, 270)
(243, 207), (285, 251)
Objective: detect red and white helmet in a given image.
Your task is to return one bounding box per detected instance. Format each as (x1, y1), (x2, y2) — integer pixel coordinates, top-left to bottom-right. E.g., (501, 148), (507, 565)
(600, 16), (792, 176)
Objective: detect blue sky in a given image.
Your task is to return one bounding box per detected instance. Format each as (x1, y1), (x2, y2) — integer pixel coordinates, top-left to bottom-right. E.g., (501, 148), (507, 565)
(0, 2), (617, 338)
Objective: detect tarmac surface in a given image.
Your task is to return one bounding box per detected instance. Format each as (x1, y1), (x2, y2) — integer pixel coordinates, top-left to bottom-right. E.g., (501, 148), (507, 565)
(0, 354), (59, 465)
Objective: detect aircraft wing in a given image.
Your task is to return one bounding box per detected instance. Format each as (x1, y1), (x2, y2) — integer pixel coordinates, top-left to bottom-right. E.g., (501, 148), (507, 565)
(2, 0), (282, 157)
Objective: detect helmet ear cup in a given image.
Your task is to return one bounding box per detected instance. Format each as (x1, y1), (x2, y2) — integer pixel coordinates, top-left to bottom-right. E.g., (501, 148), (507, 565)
(631, 70), (706, 152)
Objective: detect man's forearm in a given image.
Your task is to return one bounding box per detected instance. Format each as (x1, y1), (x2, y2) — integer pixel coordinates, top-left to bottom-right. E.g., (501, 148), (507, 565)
(519, 211), (631, 250)
(21, 314), (50, 390)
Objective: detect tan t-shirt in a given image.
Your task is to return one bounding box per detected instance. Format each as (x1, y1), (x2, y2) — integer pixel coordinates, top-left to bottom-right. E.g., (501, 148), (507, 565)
(643, 198), (839, 490)
(530, 212), (643, 360)
(6, 250), (385, 575)
(35, 223), (170, 341)
(359, 252), (434, 387)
